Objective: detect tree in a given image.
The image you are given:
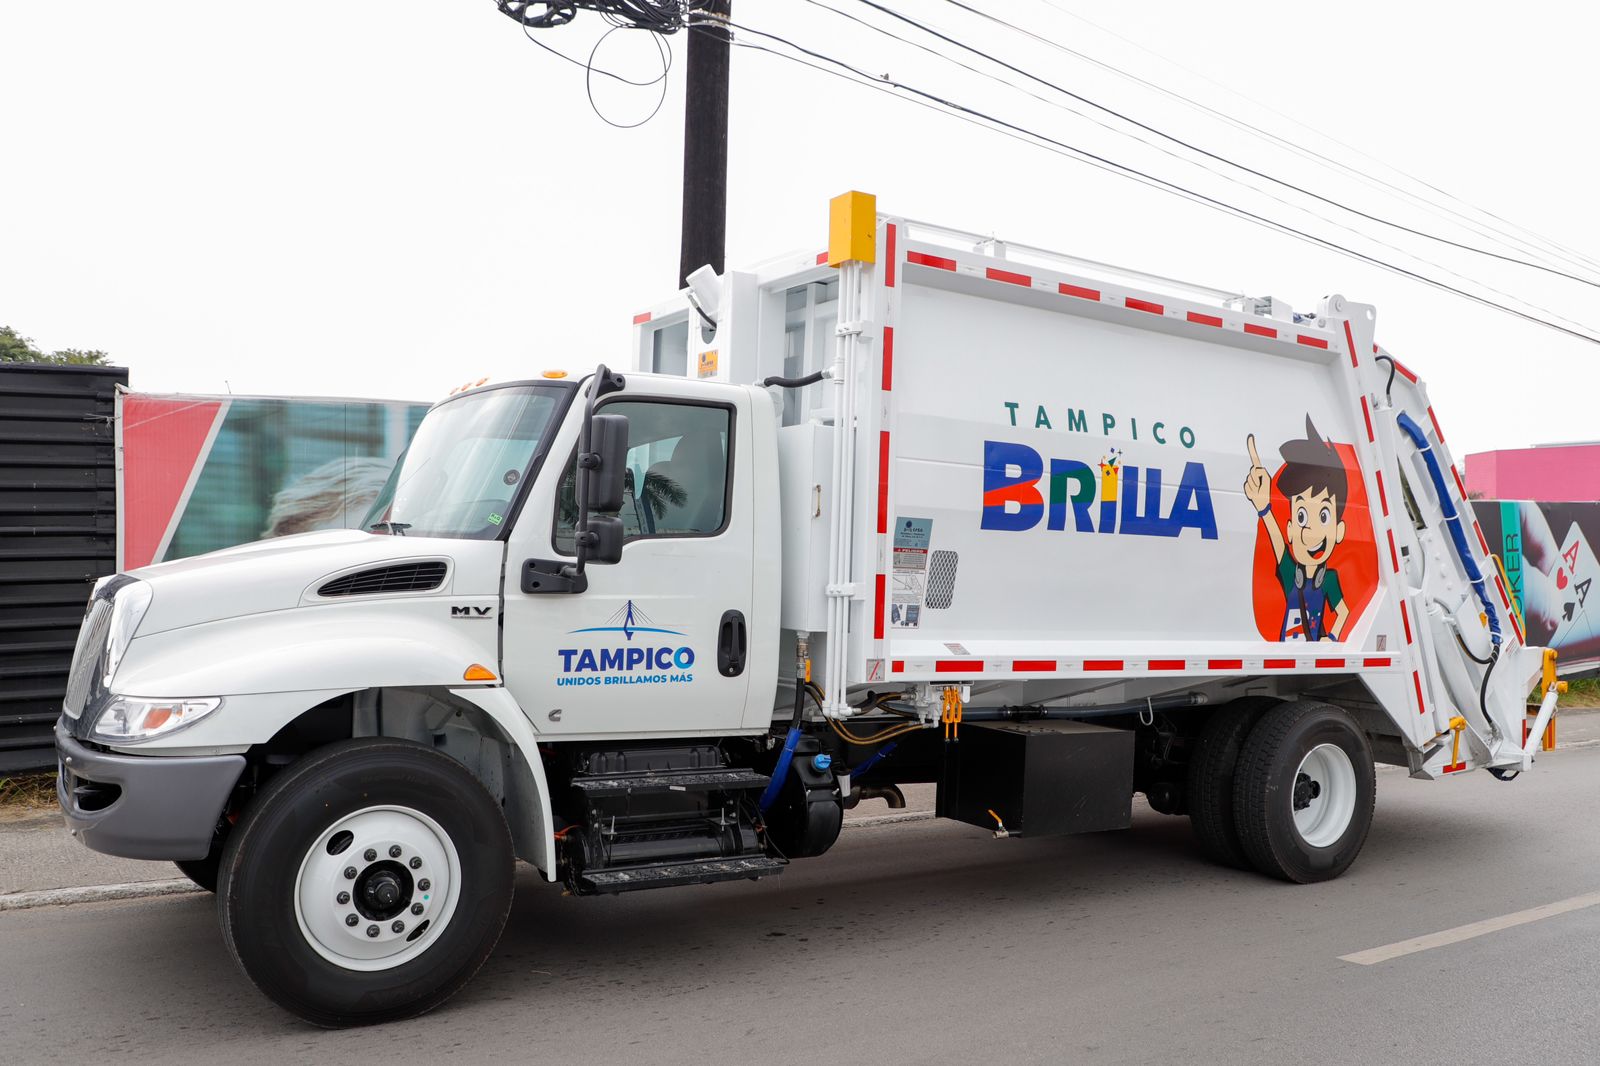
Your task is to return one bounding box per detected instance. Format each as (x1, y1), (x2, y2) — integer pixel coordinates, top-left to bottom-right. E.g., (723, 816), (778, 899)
(0, 325), (112, 366)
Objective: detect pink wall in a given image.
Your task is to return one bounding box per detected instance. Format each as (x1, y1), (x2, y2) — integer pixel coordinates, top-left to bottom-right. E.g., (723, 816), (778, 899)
(1465, 443), (1600, 502)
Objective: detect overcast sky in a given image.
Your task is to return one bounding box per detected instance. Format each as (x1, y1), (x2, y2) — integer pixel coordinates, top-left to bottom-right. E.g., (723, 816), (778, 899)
(4, 0), (1597, 460)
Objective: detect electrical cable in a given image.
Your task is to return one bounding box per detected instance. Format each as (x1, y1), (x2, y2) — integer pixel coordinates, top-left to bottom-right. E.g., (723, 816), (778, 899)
(691, 18), (1600, 347)
(791, 0), (1600, 336)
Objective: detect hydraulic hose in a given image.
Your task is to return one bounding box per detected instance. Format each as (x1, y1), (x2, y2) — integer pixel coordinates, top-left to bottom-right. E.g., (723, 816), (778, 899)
(760, 636), (811, 813)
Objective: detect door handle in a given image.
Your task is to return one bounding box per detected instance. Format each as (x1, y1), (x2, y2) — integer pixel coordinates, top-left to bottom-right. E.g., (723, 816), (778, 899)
(717, 609), (747, 678)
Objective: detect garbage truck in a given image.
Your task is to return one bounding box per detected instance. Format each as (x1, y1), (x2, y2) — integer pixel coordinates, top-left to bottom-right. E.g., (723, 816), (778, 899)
(55, 192), (1565, 1026)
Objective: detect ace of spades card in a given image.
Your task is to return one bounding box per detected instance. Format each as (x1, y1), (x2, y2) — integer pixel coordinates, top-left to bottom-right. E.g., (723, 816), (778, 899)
(1549, 523), (1598, 650)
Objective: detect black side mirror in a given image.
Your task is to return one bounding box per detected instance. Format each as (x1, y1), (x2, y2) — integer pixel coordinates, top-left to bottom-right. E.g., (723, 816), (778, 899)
(584, 414), (629, 513)
(582, 514), (625, 565)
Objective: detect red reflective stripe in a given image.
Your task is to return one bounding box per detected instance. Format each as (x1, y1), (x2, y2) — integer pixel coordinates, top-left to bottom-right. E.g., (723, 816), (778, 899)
(1084, 659), (1124, 671)
(1186, 312), (1222, 327)
(1265, 658), (1296, 669)
(1297, 334), (1329, 349)
(1315, 658), (1345, 669)
(1363, 657), (1392, 667)
(1208, 659), (1243, 670)
(1059, 282), (1100, 301)
(1473, 520), (1489, 555)
(1375, 470), (1389, 516)
(816, 251), (829, 265)
(1412, 670), (1427, 715)
(632, 312), (652, 325)
(1393, 359), (1418, 382)
(1493, 572), (1512, 610)
(1361, 395), (1374, 441)
(1428, 405), (1445, 443)
(1443, 760), (1467, 774)
(1343, 321), (1361, 367)
(1451, 465), (1467, 500)
(876, 431), (890, 534)
(1012, 659), (1057, 672)
(881, 326), (894, 391)
(986, 266), (1031, 287)
(907, 250), (955, 271)
(891, 660), (904, 673)
(873, 574), (886, 640)
(1401, 600), (1413, 643)
(1243, 322), (1277, 338)
(1387, 529), (1399, 572)
(1125, 297), (1163, 316)
(884, 224), (897, 287)
(935, 660), (983, 673)
(1148, 659), (1186, 670)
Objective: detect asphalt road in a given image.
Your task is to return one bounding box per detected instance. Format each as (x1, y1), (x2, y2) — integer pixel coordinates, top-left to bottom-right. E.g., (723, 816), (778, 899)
(5, 741), (1600, 1064)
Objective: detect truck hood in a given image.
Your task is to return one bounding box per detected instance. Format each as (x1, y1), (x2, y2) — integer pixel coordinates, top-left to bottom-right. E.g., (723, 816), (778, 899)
(129, 530), (503, 637)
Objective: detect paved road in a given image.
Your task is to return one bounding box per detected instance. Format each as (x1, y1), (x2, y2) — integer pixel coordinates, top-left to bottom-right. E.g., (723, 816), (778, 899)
(4, 741), (1599, 1064)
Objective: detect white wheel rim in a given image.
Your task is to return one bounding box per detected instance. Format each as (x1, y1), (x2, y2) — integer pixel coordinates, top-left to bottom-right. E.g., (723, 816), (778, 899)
(1292, 743), (1357, 848)
(293, 805), (463, 972)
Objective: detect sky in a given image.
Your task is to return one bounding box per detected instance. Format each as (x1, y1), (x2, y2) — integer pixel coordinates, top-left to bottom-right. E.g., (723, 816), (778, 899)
(3, 0), (1598, 461)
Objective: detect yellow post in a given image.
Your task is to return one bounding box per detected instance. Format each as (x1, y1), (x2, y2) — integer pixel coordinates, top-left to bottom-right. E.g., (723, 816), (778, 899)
(828, 191), (877, 267)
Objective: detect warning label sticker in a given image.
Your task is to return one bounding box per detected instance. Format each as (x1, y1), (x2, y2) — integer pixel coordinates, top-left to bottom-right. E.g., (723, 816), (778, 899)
(890, 517), (933, 629)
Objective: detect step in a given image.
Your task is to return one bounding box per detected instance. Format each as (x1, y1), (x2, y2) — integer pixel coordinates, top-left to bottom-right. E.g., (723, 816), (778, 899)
(578, 855), (785, 894)
(570, 767), (770, 798)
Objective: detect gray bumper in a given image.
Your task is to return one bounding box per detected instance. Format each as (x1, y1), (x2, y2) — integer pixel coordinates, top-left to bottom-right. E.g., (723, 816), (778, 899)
(55, 718), (245, 862)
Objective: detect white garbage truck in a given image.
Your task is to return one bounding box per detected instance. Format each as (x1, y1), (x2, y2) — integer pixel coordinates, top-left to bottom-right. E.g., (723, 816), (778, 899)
(56, 193), (1564, 1025)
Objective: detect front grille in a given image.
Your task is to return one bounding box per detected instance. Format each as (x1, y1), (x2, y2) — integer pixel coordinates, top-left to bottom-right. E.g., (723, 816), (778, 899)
(318, 561), (449, 597)
(63, 598), (112, 718)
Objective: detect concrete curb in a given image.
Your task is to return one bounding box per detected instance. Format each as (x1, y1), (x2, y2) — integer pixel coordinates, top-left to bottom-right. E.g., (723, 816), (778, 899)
(0, 878), (201, 912)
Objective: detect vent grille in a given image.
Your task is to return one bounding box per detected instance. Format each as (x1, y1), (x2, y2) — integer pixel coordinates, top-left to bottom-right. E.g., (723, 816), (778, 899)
(318, 561), (448, 598)
(64, 598), (112, 717)
(925, 550), (959, 610)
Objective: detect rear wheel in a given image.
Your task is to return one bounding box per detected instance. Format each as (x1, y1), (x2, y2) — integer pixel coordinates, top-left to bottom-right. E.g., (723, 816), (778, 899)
(1186, 696), (1280, 869)
(218, 738), (514, 1027)
(1232, 700), (1375, 883)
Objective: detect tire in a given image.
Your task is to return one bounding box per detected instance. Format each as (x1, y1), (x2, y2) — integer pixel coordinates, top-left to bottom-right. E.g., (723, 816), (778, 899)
(1187, 696), (1280, 869)
(174, 850), (222, 893)
(1232, 700), (1376, 884)
(218, 738), (514, 1027)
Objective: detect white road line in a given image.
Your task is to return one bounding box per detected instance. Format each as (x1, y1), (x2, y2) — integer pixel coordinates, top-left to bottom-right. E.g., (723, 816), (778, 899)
(1340, 890), (1600, 965)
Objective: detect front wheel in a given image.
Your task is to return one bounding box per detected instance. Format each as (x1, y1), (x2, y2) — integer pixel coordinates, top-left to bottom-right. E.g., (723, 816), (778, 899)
(1232, 701), (1375, 883)
(218, 738), (514, 1027)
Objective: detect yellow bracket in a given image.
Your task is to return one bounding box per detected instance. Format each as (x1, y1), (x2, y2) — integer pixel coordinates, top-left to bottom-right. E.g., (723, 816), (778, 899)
(1448, 715), (1466, 768)
(828, 191), (877, 267)
(1542, 648), (1568, 697)
(941, 686), (963, 741)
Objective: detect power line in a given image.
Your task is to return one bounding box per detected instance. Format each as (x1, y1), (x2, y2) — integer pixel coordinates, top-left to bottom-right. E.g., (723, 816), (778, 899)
(845, 0), (1600, 291)
(691, 17), (1600, 346)
(791, 0), (1600, 336)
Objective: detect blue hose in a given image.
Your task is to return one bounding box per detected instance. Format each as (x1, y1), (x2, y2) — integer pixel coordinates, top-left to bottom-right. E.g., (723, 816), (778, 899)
(850, 742), (898, 780)
(758, 727), (802, 812)
(1395, 411), (1501, 646)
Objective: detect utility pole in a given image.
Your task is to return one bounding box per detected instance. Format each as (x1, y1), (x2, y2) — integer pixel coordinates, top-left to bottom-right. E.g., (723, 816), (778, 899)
(678, 0), (731, 288)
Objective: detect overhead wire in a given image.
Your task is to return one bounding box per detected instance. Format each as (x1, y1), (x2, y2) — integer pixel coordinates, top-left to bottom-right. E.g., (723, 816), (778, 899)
(852, 0), (1600, 290)
(688, 15), (1600, 346)
(792, 0), (1600, 337)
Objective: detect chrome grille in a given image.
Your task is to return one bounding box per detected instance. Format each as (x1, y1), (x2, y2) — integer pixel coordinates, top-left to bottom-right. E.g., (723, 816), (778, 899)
(64, 597), (112, 718)
(318, 561), (448, 597)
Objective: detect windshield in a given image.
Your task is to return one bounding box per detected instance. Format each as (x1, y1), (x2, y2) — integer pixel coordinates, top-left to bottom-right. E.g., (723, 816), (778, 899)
(374, 385), (568, 540)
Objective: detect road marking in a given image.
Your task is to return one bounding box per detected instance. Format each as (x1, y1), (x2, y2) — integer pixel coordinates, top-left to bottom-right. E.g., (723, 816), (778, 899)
(1340, 890), (1600, 965)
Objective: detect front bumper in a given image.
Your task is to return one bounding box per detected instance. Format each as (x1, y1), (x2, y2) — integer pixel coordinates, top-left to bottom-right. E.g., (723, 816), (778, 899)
(55, 718), (245, 862)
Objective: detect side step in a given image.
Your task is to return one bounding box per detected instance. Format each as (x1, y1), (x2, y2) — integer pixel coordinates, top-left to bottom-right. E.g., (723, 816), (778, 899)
(578, 855), (785, 894)
(571, 767), (770, 799)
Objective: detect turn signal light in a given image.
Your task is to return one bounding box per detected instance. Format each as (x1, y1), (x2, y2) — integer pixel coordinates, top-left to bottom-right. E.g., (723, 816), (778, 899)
(542, 369), (568, 379)
(463, 664), (497, 682)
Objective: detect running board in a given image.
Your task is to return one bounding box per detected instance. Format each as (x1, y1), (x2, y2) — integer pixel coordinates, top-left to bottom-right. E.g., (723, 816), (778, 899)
(577, 855), (785, 894)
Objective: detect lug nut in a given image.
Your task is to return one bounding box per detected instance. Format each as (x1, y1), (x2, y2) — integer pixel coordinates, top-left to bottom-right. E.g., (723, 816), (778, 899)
(391, 920), (406, 934)
(417, 878), (431, 892)
(363, 848), (377, 862)
(366, 925), (380, 938)
(343, 866), (357, 880)
(389, 845), (403, 858)
(345, 914), (359, 927)
(411, 903), (424, 916)
(409, 857), (422, 870)
(336, 891), (350, 905)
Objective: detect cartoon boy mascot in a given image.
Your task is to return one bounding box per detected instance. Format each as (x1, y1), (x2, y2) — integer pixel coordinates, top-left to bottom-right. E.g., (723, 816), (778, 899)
(1244, 417), (1351, 641)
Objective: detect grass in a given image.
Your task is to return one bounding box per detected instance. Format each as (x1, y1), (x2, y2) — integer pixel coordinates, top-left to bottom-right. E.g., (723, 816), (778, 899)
(1561, 676), (1600, 709)
(0, 773), (58, 813)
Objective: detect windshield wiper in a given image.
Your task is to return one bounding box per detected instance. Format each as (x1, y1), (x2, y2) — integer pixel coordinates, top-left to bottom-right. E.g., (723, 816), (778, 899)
(369, 521), (411, 536)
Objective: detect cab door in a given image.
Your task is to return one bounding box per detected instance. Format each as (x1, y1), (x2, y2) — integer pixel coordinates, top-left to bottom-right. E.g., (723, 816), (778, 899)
(501, 379), (756, 738)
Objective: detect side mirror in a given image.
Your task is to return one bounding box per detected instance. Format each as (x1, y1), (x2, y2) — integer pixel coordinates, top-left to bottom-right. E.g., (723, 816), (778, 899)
(584, 414), (629, 513)
(581, 514), (625, 565)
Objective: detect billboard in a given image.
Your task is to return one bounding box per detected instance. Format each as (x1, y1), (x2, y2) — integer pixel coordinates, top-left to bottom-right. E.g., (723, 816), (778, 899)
(117, 391), (431, 569)
(1473, 499), (1600, 673)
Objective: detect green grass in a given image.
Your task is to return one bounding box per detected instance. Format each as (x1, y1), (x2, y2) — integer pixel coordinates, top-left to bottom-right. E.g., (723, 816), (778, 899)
(0, 773), (57, 812)
(1561, 677), (1600, 708)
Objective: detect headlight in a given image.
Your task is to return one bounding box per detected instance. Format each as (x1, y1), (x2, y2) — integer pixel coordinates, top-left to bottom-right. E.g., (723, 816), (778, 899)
(101, 581), (153, 688)
(89, 696), (221, 743)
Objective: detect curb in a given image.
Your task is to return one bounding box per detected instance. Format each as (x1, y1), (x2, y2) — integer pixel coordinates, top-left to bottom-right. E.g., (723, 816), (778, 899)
(0, 878), (201, 912)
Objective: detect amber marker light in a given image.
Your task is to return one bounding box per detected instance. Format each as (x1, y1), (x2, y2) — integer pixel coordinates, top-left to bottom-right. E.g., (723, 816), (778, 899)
(463, 664), (497, 681)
